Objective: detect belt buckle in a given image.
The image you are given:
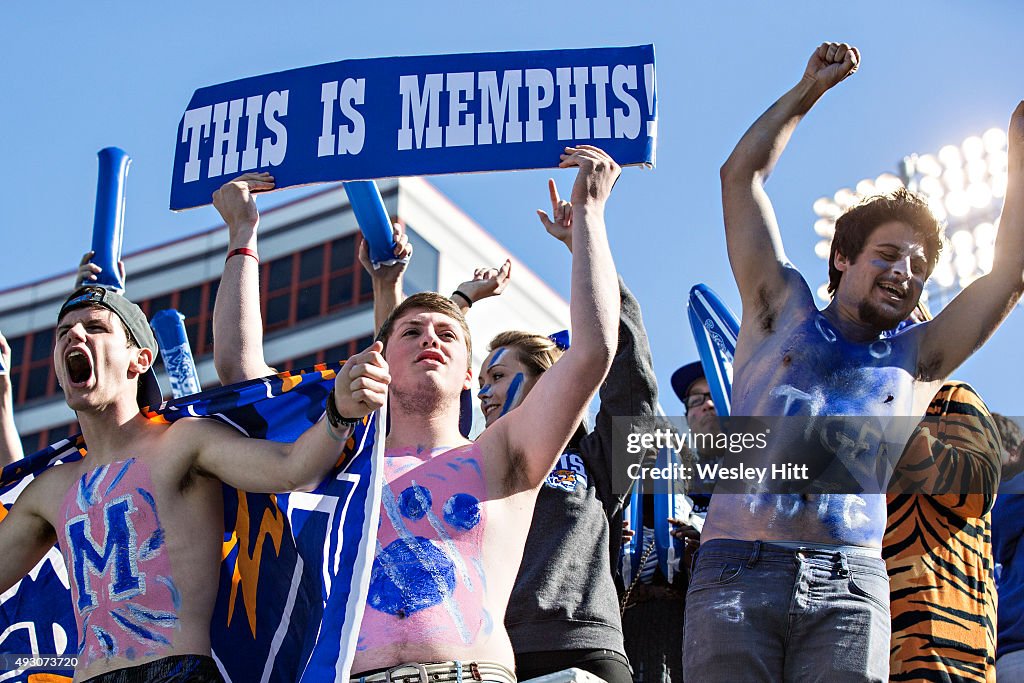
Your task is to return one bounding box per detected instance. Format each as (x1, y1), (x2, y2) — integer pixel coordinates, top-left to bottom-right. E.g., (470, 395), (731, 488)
(385, 663), (430, 683)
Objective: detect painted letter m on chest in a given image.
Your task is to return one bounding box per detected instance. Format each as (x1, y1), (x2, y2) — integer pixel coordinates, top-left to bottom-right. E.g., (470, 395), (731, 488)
(65, 494), (145, 611)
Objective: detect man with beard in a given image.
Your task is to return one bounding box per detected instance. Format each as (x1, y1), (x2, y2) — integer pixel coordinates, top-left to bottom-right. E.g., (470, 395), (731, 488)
(210, 146), (620, 681)
(684, 41), (1024, 682)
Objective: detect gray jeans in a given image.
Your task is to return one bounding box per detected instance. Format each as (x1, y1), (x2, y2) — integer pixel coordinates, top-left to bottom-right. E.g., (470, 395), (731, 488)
(683, 539), (890, 682)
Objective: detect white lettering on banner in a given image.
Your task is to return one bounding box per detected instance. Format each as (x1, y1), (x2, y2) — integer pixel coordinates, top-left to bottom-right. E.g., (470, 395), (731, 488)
(261, 90), (289, 167)
(612, 65), (640, 140)
(209, 98), (244, 178)
(394, 65), (651, 150)
(591, 65), (612, 139)
(319, 81), (340, 157)
(241, 95), (263, 171)
(398, 73), (444, 150)
(319, 79), (366, 156)
(445, 72), (475, 147)
(643, 63), (656, 138)
(181, 106), (212, 183)
(180, 61), (653, 184)
(556, 66), (591, 140)
(477, 70), (523, 144)
(338, 79), (366, 154)
(525, 68), (554, 143)
(180, 90), (290, 183)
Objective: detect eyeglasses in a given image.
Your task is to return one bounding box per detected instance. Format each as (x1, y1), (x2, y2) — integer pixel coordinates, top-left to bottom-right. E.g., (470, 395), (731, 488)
(684, 391), (713, 410)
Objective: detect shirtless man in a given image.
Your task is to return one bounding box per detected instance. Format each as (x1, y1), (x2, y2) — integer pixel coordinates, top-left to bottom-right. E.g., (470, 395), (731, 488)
(0, 287), (384, 681)
(210, 147), (619, 680)
(684, 42), (1024, 682)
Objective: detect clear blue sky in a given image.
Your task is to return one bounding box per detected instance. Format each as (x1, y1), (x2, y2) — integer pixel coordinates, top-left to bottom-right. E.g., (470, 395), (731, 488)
(3, 1), (1022, 413)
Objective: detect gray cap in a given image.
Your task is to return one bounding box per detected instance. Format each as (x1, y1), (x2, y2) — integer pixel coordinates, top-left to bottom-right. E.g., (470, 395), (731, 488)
(58, 286), (163, 411)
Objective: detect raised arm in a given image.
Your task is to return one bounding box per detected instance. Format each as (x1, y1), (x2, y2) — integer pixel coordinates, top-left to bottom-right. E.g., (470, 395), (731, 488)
(0, 333), (23, 465)
(584, 279), (658, 484)
(450, 260), (512, 315)
(191, 342), (389, 492)
(487, 146), (620, 491)
(211, 173), (277, 384)
(917, 102), (1024, 378)
(357, 223), (413, 334)
(722, 43), (859, 311)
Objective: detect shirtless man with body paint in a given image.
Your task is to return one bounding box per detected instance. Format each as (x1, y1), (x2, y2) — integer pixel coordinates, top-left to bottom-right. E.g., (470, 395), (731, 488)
(0, 288), (381, 682)
(211, 147), (619, 680)
(684, 42), (1024, 682)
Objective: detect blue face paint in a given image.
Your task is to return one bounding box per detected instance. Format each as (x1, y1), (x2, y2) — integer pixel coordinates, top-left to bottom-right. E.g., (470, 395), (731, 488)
(499, 373), (525, 417)
(487, 347), (506, 369)
(477, 384), (491, 400)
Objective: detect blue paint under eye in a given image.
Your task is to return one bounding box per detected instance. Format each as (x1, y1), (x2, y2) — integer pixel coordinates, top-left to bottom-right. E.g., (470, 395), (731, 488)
(499, 373), (525, 416)
(477, 384), (491, 399)
(487, 347), (506, 368)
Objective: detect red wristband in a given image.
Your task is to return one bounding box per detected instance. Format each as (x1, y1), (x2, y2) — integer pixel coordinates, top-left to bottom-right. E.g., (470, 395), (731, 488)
(226, 247), (259, 264)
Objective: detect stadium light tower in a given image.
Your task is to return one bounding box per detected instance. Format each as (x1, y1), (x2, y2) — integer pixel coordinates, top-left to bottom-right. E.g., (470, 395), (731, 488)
(811, 127), (1008, 311)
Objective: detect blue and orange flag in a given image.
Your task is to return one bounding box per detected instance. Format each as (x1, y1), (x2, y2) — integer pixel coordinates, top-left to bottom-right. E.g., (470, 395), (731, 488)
(0, 362), (383, 682)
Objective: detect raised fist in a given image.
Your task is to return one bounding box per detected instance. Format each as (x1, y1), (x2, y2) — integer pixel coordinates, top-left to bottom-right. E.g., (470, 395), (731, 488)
(333, 341), (390, 419)
(804, 42), (860, 92)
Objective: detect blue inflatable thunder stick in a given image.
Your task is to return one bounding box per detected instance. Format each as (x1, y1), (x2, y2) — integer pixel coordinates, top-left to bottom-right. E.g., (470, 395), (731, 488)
(90, 147), (131, 292)
(687, 284), (740, 417)
(150, 309), (202, 398)
(343, 181), (398, 266)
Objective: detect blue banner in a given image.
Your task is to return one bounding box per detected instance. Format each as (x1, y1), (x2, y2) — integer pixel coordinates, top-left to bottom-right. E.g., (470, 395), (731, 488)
(0, 363), (382, 682)
(171, 45), (657, 210)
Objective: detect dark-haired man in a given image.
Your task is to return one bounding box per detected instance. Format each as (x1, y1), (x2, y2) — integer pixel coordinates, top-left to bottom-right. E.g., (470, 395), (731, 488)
(684, 42), (1024, 682)
(211, 147), (620, 680)
(0, 286), (383, 682)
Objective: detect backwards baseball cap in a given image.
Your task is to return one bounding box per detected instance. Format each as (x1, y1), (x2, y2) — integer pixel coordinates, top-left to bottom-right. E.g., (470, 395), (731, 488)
(58, 286), (163, 411)
(670, 360), (705, 405)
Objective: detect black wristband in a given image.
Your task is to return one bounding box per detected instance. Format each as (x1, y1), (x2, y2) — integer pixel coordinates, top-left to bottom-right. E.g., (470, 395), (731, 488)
(326, 388), (361, 428)
(452, 290), (473, 308)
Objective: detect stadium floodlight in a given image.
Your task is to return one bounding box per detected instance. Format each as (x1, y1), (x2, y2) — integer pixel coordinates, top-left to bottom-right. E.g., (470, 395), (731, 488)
(811, 127), (1009, 311)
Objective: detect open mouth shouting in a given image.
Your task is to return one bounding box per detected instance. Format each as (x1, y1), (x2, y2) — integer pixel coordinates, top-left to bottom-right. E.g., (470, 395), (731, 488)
(64, 348), (95, 387)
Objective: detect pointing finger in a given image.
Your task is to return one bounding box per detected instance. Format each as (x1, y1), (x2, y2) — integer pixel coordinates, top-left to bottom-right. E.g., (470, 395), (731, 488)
(547, 178), (560, 209)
